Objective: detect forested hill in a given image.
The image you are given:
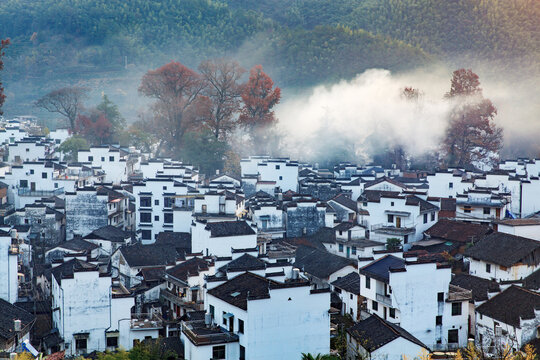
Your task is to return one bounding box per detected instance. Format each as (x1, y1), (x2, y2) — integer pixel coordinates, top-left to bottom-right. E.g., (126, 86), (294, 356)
(0, 0), (538, 115)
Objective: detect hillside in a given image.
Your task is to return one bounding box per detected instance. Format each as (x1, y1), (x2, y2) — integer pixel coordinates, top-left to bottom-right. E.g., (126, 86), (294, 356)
(0, 0), (538, 116)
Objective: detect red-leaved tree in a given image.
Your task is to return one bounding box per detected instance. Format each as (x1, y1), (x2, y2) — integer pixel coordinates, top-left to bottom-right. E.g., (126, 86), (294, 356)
(239, 65), (281, 145)
(0, 38), (11, 116)
(76, 112), (112, 145)
(139, 61), (207, 154)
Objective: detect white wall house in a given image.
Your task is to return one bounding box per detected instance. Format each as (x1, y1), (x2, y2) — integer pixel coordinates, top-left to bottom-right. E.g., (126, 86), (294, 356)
(191, 220), (257, 257)
(464, 232), (540, 282)
(0, 230), (18, 303)
(475, 286), (540, 355)
(359, 255), (470, 350)
(181, 272), (330, 360)
(78, 146), (128, 184)
(8, 140), (47, 163)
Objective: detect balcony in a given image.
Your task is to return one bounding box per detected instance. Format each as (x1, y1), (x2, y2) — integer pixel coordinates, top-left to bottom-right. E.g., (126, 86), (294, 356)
(18, 187), (64, 197)
(130, 313), (164, 330)
(371, 223), (416, 236)
(182, 320), (238, 346)
(160, 289), (204, 311)
(376, 293), (392, 307)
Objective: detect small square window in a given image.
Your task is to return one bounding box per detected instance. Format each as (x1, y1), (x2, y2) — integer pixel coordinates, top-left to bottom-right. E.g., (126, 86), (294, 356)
(372, 300), (378, 311)
(436, 315), (442, 325)
(388, 214), (394, 223)
(42, 172), (47, 179)
(109, 156), (114, 161)
(106, 337), (118, 348)
(483, 207), (491, 215)
(101, 157), (105, 161)
(391, 202), (394, 206)
(275, 165), (280, 170)
(76, 338), (87, 352)
(141, 230), (151, 240)
(88, 156), (93, 161)
(154, 215), (159, 221)
(339, 244), (344, 252)
(389, 308), (396, 318)
(213, 345), (226, 360)
(163, 186), (167, 190)
(30, 169), (34, 174)
(437, 292), (444, 302)
(449, 182), (453, 189)
(486, 263), (491, 273)
(448, 329), (459, 343)
(54, 183), (58, 188)
(154, 199), (159, 206)
(279, 176), (283, 180)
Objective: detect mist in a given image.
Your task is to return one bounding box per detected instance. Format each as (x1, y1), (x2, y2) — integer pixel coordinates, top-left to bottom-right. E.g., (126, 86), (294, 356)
(273, 66), (540, 164)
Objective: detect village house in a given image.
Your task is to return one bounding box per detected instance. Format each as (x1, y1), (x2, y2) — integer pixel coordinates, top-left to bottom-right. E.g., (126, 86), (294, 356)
(50, 258), (160, 356)
(475, 286), (540, 355)
(241, 156), (299, 194)
(346, 315), (430, 360)
(78, 146), (130, 184)
(0, 298), (35, 352)
(7, 139), (48, 163)
(327, 194), (358, 223)
(323, 223), (385, 259)
(82, 225), (133, 256)
(0, 229), (18, 303)
(455, 188), (509, 222)
(494, 218), (540, 241)
(191, 220), (257, 258)
(332, 271), (361, 320)
(359, 255), (470, 350)
(464, 232), (540, 282)
(181, 272), (330, 360)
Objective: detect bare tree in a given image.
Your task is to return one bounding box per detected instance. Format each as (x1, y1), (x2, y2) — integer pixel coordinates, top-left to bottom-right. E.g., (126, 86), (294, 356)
(35, 87), (88, 131)
(199, 59), (245, 139)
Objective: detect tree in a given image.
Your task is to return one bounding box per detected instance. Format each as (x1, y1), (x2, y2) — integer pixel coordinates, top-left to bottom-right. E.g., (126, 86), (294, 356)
(57, 136), (88, 162)
(442, 69), (502, 168)
(180, 130), (229, 175)
(0, 38), (10, 116)
(35, 87), (88, 131)
(96, 94), (126, 135)
(445, 69), (481, 98)
(199, 59), (245, 139)
(239, 65), (281, 145)
(139, 61), (207, 153)
(76, 111), (113, 145)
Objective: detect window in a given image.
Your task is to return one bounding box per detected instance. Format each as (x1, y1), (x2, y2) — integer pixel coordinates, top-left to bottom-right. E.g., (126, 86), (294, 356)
(164, 197), (173, 208)
(391, 202), (394, 206)
(275, 165), (280, 169)
(24, 219), (29, 224)
(106, 337), (118, 348)
(154, 199), (159, 206)
(240, 345), (246, 360)
(389, 308), (396, 318)
(448, 329), (459, 344)
(140, 197), (152, 207)
(387, 214), (394, 223)
(20, 180), (28, 188)
(238, 319), (244, 334)
(109, 156), (114, 161)
(101, 157), (105, 161)
(486, 263), (491, 273)
(366, 276), (371, 289)
(452, 302), (462, 316)
(154, 215), (159, 221)
(141, 230), (151, 240)
(449, 182), (453, 189)
(350, 294), (353, 300)
(76, 338), (87, 352)
(352, 246), (357, 255)
(363, 202), (368, 207)
(26, 148), (29, 152)
(54, 183), (59, 189)
(163, 186), (167, 190)
(437, 292), (444, 302)
(202, 204), (207, 214)
(164, 213), (173, 224)
(464, 206), (472, 213)
(42, 172), (47, 179)
(436, 316), (442, 325)
(431, 212), (435, 221)
(209, 305), (215, 318)
(140, 212), (152, 223)
(423, 213), (428, 223)
(483, 207), (491, 215)
(279, 176), (283, 180)
(88, 156), (93, 161)
(372, 300), (378, 311)
(339, 244), (344, 252)
(212, 345), (226, 359)
(222, 312), (227, 325)
(30, 169), (34, 174)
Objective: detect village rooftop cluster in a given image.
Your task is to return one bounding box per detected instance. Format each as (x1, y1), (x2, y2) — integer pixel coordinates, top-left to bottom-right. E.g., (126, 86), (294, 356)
(2, 116), (540, 359)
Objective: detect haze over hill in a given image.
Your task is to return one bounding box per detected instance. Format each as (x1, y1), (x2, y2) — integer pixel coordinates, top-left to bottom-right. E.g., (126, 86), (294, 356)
(0, 0), (538, 158)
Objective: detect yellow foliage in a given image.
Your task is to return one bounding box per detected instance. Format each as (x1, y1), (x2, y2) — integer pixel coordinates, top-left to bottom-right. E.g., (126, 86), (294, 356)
(14, 353), (34, 360)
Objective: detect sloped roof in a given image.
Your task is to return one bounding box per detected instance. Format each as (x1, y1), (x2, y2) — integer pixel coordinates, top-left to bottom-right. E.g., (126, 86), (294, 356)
(425, 219), (492, 244)
(331, 271), (360, 295)
(156, 232), (191, 252)
(51, 258), (99, 283)
(329, 194), (357, 212)
(119, 244), (178, 267)
(405, 195), (439, 212)
(56, 237), (99, 252)
(219, 254), (267, 273)
(204, 221), (256, 237)
(359, 255), (405, 283)
(476, 286), (540, 327)
(464, 232), (540, 267)
(347, 315), (428, 352)
(84, 225), (129, 242)
(450, 274), (500, 302)
(166, 257), (209, 282)
(0, 298), (35, 341)
(294, 246), (356, 279)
